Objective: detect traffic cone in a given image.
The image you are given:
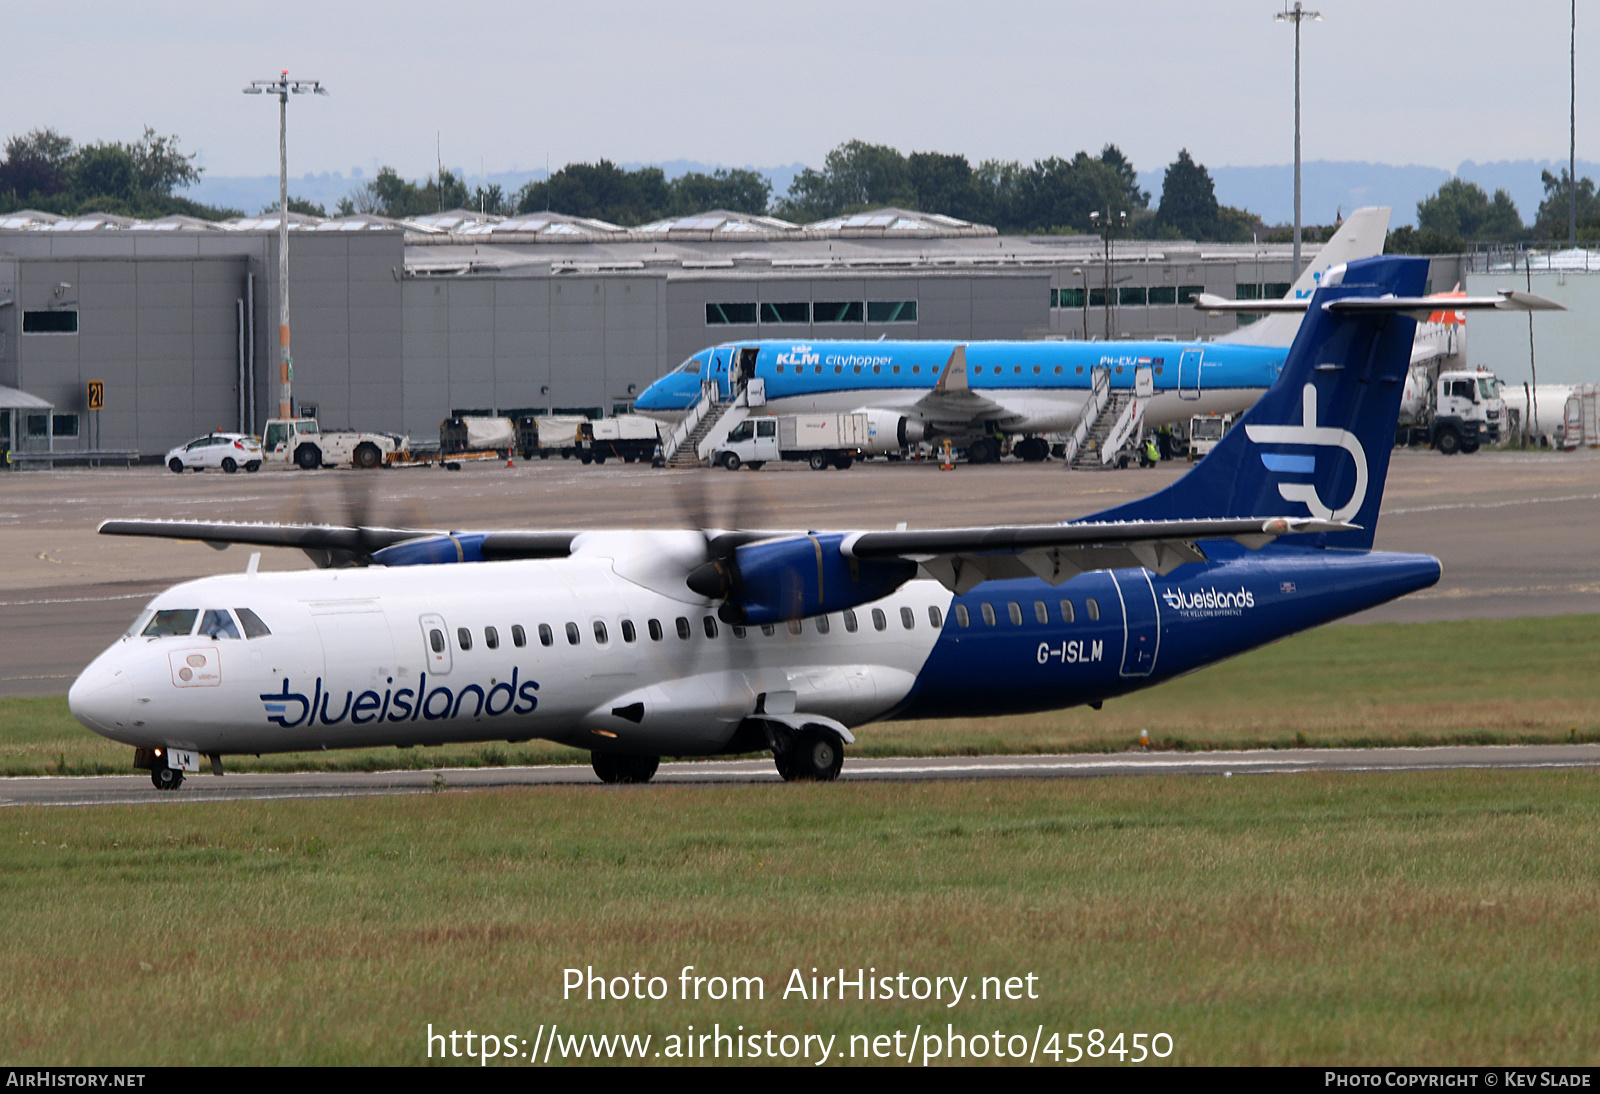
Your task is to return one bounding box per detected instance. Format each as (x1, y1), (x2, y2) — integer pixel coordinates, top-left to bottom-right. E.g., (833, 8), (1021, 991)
(939, 439), (955, 471)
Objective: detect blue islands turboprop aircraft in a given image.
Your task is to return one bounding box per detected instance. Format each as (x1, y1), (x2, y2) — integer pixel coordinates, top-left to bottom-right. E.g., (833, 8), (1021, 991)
(633, 208), (1392, 462)
(70, 256), (1556, 790)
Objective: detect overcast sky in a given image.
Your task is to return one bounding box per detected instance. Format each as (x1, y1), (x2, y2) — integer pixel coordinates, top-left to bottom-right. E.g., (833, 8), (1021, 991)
(4, 1), (1591, 182)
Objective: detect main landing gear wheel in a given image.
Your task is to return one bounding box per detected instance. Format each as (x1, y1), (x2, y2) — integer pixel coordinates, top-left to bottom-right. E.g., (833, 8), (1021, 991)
(967, 438), (1000, 464)
(775, 728), (845, 782)
(151, 765), (184, 791)
(1016, 437), (1049, 462)
(591, 752), (661, 784)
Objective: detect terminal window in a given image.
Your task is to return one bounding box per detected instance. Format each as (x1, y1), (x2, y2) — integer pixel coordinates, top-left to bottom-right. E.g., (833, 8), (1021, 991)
(866, 300), (917, 322)
(1057, 287), (1085, 308)
(814, 301), (864, 323)
(22, 310), (77, 334)
(1177, 285), (1204, 304)
(1119, 287), (1146, 307)
(1147, 286), (1177, 305)
(706, 302), (757, 325)
(52, 414), (78, 438)
(760, 302), (810, 323)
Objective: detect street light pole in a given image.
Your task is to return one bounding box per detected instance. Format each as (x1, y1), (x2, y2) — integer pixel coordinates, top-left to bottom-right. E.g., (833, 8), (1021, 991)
(1276, 3), (1321, 279)
(1089, 208), (1127, 340)
(244, 71), (328, 421)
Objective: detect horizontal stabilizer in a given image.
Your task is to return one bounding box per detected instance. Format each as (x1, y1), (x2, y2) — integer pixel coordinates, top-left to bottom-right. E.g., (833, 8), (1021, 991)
(1198, 288), (1563, 317)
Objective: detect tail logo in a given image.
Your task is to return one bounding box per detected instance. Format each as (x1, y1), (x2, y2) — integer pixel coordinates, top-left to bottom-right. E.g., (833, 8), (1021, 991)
(1243, 383), (1368, 522)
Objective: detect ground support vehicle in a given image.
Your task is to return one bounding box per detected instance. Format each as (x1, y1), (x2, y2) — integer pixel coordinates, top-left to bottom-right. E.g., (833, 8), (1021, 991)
(523, 416), (587, 459)
(262, 418), (422, 470)
(165, 433), (263, 474)
(578, 417), (661, 464)
(1396, 366), (1506, 454)
(1187, 414), (1234, 461)
(712, 413), (868, 471)
(440, 416), (515, 458)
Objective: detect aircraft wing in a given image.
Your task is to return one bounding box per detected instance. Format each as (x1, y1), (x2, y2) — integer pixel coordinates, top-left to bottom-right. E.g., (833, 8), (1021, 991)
(97, 519), (578, 568)
(901, 345), (1015, 424)
(842, 516), (1349, 594)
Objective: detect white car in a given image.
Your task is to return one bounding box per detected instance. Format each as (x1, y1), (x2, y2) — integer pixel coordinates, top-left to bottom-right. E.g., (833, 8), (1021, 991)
(165, 433), (263, 474)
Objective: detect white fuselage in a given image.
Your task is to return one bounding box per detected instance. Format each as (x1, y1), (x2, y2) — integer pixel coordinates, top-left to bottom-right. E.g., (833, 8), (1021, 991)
(69, 532), (951, 759)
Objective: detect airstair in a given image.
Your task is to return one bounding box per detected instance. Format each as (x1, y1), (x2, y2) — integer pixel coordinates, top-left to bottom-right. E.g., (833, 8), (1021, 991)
(660, 378), (751, 468)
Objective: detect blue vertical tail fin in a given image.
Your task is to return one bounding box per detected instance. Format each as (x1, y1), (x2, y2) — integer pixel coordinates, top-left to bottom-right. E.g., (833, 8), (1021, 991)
(1088, 255), (1429, 549)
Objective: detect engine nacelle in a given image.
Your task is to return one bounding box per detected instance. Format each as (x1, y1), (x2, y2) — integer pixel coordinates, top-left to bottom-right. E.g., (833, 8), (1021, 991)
(858, 409), (931, 454)
(687, 533), (916, 625)
(371, 533), (488, 566)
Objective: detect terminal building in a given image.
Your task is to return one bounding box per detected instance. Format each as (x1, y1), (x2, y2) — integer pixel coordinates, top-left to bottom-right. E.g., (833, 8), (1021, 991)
(0, 206), (1467, 460)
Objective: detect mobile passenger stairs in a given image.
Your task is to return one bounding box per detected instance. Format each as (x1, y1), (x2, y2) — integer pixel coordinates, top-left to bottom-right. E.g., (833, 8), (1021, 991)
(1063, 366), (1150, 470)
(659, 374), (758, 468)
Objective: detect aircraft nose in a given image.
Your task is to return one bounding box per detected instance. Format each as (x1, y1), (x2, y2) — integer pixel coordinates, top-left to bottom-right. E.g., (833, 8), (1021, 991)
(68, 661), (133, 736)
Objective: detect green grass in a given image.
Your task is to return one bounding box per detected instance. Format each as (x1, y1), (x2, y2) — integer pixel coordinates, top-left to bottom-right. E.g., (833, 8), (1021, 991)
(4, 770), (1600, 1065)
(10, 615), (1600, 777)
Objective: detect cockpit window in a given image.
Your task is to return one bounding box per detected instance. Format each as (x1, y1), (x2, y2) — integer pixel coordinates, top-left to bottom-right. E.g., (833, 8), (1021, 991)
(124, 608), (156, 638)
(678, 359), (701, 375)
(234, 608), (272, 639)
(199, 609), (241, 640)
(142, 609), (198, 637)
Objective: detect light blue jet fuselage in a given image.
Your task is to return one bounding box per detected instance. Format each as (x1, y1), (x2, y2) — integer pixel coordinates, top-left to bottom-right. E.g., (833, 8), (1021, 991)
(635, 339), (1285, 436)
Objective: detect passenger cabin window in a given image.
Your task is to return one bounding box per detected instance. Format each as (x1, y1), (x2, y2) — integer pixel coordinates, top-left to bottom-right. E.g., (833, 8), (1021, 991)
(457, 627), (472, 650)
(843, 609), (858, 633)
(512, 625), (526, 648)
(648, 619), (663, 641)
(954, 604), (969, 628)
(485, 626), (499, 649)
(200, 609), (240, 640)
(732, 625), (747, 639)
(676, 617), (691, 640)
(900, 606), (914, 630)
(761, 623), (776, 637)
(566, 622), (581, 645)
(1008, 602), (1023, 626)
(621, 620), (636, 643)
(1086, 598), (1100, 621)
(872, 608), (887, 631)
(594, 621), (609, 644)
(787, 619), (802, 636)
(429, 629), (446, 654)
(1059, 601), (1075, 623)
(981, 603), (997, 626)
(815, 615), (830, 635)
(539, 624), (554, 647)
(928, 606), (942, 628)
(142, 609), (198, 637)
(703, 616), (718, 639)
(1034, 601), (1049, 625)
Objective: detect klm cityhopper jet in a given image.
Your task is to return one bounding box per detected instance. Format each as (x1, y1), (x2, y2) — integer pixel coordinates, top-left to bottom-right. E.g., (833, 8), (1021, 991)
(634, 208), (1391, 462)
(70, 256), (1555, 789)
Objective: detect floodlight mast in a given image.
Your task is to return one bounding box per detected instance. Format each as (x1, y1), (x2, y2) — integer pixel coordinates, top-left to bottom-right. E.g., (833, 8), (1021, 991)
(1276, 3), (1321, 279)
(243, 71), (328, 420)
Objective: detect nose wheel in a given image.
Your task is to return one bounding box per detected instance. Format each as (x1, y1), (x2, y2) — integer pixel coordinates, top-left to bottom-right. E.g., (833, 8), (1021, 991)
(591, 752), (660, 784)
(151, 765), (184, 791)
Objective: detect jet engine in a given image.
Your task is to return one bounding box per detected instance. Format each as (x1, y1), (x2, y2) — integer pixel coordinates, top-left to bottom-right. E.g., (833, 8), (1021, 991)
(858, 410), (931, 454)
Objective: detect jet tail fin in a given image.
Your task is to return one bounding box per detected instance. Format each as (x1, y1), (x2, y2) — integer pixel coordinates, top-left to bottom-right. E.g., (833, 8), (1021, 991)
(1216, 206), (1392, 347)
(1087, 254), (1429, 550)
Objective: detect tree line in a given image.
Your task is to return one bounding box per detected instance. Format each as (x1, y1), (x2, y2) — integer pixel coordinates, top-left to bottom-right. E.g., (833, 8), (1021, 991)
(6, 126), (1600, 247)
(0, 127), (238, 220)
